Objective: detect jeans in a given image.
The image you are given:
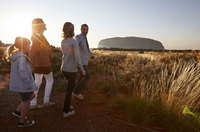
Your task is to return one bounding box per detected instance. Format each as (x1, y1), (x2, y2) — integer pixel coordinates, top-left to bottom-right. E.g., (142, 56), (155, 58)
(30, 72), (54, 105)
(62, 71), (76, 113)
(73, 65), (90, 94)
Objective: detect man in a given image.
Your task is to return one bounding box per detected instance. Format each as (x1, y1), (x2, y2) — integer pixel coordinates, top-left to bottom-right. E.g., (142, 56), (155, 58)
(73, 24), (94, 99)
(29, 18), (54, 109)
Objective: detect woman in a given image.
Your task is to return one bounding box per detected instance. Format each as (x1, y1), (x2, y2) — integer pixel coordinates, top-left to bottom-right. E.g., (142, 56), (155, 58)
(61, 22), (86, 117)
(29, 18), (54, 109)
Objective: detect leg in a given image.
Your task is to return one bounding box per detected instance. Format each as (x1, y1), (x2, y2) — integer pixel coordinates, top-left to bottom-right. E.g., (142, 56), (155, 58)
(20, 100), (30, 123)
(82, 65), (91, 86)
(62, 72), (76, 113)
(73, 70), (83, 94)
(16, 102), (23, 112)
(18, 92), (33, 122)
(30, 74), (43, 106)
(73, 65), (90, 94)
(76, 70), (83, 85)
(13, 93), (35, 117)
(18, 99), (35, 127)
(43, 72), (54, 104)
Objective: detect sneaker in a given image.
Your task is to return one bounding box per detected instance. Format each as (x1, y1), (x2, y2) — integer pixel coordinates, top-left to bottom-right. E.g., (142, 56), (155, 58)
(72, 92), (84, 100)
(29, 104), (44, 109)
(12, 110), (20, 118)
(18, 120), (35, 127)
(43, 101), (55, 106)
(12, 110), (27, 119)
(63, 110), (75, 118)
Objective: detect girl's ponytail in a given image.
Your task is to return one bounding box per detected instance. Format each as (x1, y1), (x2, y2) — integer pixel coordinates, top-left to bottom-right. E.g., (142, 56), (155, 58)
(5, 44), (16, 61)
(4, 37), (30, 61)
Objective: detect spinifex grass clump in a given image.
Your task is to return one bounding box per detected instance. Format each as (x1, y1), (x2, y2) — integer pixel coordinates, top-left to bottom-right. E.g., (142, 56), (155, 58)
(193, 51), (200, 62)
(95, 50), (200, 113)
(0, 47), (10, 73)
(96, 79), (118, 95)
(0, 47), (5, 58)
(92, 50), (200, 130)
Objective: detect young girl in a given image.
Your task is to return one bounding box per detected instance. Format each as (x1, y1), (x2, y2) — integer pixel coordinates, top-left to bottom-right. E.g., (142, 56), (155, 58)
(61, 22), (86, 117)
(6, 37), (38, 127)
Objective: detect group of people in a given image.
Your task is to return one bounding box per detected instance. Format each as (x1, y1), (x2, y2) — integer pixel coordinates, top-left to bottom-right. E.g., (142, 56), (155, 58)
(6, 18), (94, 127)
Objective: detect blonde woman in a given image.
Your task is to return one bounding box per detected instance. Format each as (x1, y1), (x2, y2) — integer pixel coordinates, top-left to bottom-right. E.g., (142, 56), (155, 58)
(29, 18), (54, 109)
(61, 22), (86, 117)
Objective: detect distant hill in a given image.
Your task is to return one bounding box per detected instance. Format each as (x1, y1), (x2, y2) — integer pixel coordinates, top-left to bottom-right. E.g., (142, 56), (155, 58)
(98, 37), (164, 50)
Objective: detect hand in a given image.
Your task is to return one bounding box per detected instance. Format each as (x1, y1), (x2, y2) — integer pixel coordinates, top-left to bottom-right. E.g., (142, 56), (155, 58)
(82, 73), (86, 76)
(31, 92), (35, 100)
(93, 58), (97, 65)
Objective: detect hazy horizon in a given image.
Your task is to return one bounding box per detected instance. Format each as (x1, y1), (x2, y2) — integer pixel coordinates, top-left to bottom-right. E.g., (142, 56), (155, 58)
(0, 0), (200, 50)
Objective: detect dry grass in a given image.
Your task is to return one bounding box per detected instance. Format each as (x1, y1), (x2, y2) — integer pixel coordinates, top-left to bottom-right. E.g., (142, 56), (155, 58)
(0, 47), (10, 72)
(0, 47), (6, 58)
(92, 50), (200, 130)
(93, 50), (200, 111)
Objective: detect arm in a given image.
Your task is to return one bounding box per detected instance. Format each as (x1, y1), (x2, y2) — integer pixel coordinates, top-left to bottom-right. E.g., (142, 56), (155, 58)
(73, 40), (86, 74)
(86, 38), (94, 58)
(30, 39), (40, 69)
(18, 56), (33, 83)
(75, 35), (81, 46)
(88, 48), (94, 59)
(61, 40), (66, 55)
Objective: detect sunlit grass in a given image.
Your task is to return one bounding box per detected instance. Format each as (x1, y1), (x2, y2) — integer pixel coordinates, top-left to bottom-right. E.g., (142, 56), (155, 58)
(92, 49), (200, 131)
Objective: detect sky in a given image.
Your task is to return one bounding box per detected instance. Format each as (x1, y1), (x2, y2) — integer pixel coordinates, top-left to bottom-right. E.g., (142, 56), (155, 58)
(0, 0), (200, 49)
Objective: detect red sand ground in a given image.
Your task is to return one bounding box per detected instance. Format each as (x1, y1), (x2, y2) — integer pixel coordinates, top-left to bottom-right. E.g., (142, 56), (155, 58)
(0, 73), (164, 132)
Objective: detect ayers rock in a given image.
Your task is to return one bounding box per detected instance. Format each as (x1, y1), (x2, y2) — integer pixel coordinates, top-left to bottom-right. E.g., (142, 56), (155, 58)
(98, 37), (164, 49)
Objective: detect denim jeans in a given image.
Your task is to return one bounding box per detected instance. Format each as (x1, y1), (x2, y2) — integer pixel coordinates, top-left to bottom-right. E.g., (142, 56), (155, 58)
(73, 65), (90, 94)
(62, 71), (76, 113)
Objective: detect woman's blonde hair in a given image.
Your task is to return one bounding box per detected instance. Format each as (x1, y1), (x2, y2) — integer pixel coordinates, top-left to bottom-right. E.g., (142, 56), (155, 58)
(32, 18), (46, 34)
(5, 37), (30, 60)
(62, 22), (74, 39)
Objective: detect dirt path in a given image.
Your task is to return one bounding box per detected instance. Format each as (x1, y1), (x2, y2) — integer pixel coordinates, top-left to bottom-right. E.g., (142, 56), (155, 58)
(0, 73), (162, 132)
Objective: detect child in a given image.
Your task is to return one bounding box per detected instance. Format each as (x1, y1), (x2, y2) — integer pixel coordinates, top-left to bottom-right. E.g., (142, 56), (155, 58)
(6, 37), (38, 127)
(61, 22), (86, 117)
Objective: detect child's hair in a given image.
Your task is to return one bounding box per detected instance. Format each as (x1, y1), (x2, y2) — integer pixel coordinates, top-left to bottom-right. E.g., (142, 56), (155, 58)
(5, 37), (30, 60)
